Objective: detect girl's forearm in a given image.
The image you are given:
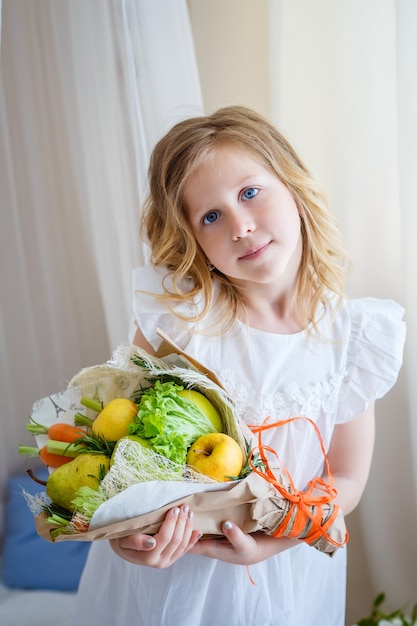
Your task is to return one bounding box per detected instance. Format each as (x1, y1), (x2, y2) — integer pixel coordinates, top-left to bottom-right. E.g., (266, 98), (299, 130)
(322, 473), (366, 517)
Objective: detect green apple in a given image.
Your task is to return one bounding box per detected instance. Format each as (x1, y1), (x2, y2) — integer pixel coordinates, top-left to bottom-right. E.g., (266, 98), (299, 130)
(178, 389), (223, 432)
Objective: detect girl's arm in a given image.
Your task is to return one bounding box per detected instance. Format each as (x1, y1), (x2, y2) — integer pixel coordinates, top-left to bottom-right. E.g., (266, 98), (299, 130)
(322, 401), (375, 515)
(132, 325), (158, 355)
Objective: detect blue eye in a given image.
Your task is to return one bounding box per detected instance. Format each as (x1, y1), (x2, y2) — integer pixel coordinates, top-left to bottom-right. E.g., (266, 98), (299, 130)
(202, 211), (220, 225)
(242, 187), (259, 200)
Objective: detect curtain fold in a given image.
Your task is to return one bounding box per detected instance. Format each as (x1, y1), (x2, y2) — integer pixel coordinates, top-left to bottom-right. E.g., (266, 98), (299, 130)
(0, 0), (202, 539)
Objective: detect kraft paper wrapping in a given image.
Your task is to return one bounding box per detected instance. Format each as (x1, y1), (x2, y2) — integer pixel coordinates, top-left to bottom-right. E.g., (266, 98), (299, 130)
(34, 469), (346, 555)
(28, 333), (347, 556)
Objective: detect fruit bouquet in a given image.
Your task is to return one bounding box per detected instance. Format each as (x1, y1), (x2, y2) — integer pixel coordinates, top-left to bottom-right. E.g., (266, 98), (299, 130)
(19, 333), (347, 556)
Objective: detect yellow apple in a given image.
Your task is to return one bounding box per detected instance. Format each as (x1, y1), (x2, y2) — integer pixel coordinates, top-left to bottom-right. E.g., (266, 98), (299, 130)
(186, 433), (243, 482)
(92, 398), (138, 441)
(178, 389), (223, 432)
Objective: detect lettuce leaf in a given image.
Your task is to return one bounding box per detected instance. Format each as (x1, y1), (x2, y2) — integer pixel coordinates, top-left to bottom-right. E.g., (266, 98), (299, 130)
(128, 381), (217, 465)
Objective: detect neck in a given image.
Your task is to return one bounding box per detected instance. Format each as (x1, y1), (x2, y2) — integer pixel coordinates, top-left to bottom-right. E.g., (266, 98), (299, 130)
(238, 287), (304, 334)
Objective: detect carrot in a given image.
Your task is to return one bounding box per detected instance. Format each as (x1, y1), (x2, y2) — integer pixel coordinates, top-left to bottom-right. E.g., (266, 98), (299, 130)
(19, 444), (74, 468)
(47, 423), (85, 443)
(72, 515), (90, 533)
(26, 418), (85, 443)
(39, 446), (74, 467)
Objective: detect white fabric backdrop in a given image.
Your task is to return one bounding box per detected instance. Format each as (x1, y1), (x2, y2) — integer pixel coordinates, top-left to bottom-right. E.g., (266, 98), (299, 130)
(268, 0), (417, 619)
(0, 0), (202, 535)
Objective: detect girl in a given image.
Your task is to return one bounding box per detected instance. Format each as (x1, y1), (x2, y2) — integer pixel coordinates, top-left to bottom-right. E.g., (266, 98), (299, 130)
(75, 106), (405, 625)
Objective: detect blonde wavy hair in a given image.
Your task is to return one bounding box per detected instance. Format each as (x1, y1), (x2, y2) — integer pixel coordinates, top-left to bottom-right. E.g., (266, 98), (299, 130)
(140, 106), (350, 335)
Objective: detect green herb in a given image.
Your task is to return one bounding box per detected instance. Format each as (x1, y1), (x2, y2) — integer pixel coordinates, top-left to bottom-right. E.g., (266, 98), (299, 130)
(74, 412), (95, 428)
(25, 417), (50, 435)
(71, 432), (116, 456)
(46, 439), (84, 458)
(43, 502), (73, 530)
(227, 440), (267, 480)
(80, 396), (103, 413)
(130, 356), (187, 403)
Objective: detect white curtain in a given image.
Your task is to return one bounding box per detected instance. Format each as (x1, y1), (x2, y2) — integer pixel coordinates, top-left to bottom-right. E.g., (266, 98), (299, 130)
(0, 0), (202, 537)
(268, 0), (417, 620)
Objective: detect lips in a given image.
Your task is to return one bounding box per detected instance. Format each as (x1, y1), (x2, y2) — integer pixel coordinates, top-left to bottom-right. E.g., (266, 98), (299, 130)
(238, 241), (271, 260)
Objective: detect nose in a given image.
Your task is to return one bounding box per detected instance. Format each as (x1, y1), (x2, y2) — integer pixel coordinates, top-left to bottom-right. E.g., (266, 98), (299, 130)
(230, 210), (256, 241)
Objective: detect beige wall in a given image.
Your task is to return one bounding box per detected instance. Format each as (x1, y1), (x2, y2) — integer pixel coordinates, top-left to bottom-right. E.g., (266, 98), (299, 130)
(188, 0), (270, 116)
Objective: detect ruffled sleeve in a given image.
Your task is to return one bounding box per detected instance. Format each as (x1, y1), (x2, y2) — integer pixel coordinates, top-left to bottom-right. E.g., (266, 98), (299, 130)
(129, 265), (196, 351)
(337, 298), (406, 423)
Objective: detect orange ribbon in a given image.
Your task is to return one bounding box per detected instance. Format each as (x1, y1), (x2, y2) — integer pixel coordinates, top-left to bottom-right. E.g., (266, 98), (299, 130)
(248, 417), (348, 548)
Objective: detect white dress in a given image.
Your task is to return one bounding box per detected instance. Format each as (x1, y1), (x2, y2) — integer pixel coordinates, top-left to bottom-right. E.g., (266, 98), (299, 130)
(74, 265), (405, 626)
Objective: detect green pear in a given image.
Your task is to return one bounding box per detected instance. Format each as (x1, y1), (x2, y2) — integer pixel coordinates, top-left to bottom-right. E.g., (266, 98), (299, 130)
(46, 453), (110, 512)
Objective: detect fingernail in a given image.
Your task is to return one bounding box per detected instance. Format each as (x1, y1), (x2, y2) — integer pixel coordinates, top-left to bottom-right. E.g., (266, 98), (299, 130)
(145, 537), (156, 548)
(223, 521), (233, 531)
(188, 510), (194, 521)
(173, 507), (180, 516)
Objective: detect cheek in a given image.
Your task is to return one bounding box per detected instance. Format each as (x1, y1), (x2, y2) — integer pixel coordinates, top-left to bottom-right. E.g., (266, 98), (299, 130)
(192, 232), (215, 263)
(281, 205), (302, 235)
(194, 230), (218, 255)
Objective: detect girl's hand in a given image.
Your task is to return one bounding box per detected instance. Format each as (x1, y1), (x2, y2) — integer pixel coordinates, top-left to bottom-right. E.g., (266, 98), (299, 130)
(190, 521), (297, 565)
(109, 504), (201, 568)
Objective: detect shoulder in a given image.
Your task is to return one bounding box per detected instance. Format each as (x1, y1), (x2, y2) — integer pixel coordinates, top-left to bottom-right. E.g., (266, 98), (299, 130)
(334, 296), (406, 421)
(339, 296), (405, 358)
(130, 265), (201, 352)
(344, 296), (405, 327)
